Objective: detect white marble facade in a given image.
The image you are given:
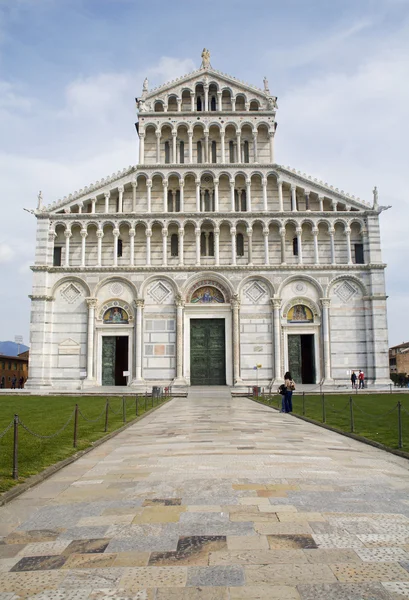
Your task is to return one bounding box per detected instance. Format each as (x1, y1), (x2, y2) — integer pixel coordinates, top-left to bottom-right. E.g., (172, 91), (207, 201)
(27, 53), (391, 390)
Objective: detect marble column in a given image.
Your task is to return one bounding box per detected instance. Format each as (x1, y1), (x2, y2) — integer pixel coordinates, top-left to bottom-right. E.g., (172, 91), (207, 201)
(204, 85), (209, 111)
(190, 91), (195, 112)
(80, 228), (87, 267)
(104, 191), (110, 213)
(147, 180), (152, 213)
(131, 180), (137, 213)
(163, 181), (168, 212)
(345, 227), (352, 265)
(196, 180), (201, 212)
(162, 228), (168, 266)
(296, 226), (303, 264)
(321, 298), (333, 383)
(188, 131), (193, 163)
(64, 230), (72, 267)
(134, 299), (144, 382)
(220, 131), (226, 163)
(204, 131), (209, 163)
(171, 190), (176, 212)
(230, 179), (235, 211)
(174, 295), (185, 385)
(313, 227), (319, 264)
(178, 228), (184, 266)
(117, 186), (124, 213)
(195, 228), (201, 265)
(139, 133), (145, 163)
(332, 200), (337, 212)
(269, 131), (274, 162)
(129, 228), (135, 266)
(156, 132), (161, 162)
(263, 227), (270, 265)
(361, 227), (369, 263)
(253, 132), (258, 162)
(113, 228), (119, 267)
(201, 190), (205, 212)
(77, 202), (83, 214)
(278, 178), (283, 212)
(280, 227), (286, 264)
(262, 177), (268, 211)
(329, 227), (336, 264)
(96, 229), (103, 266)
(214, 179), (219, 212)
(172, 131), (177, 163)
(246, 179), (252, 212)
(231, 295), (242, 385)
(214, 228), (220, 266)
(146, 228), (151, 265)
(236, 132), (241, 162)
(91, 198), (96, 213)
(319, 194), (324, 211)
(232, 97), (236, 112)
(217, 91), (222, 111)
(177, 98), (182, 112)
(291, 185), (297, 211)
(305, 191), (310, 211)
(85, 298), (98, 382)
(179, 180), (184, 212)
(271, 298), (282, 382)
(247, 228), (253, 265)
(231, 227), (237, 265)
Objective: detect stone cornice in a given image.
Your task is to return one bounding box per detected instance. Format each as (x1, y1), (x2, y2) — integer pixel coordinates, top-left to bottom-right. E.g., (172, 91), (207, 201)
(139, 110), (275, 118)
(30, 264), (387, 274)
(29, 294), (55, 301)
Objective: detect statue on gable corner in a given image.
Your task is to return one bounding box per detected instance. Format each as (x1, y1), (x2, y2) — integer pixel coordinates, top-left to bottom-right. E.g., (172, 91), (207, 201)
(142, 77), (149, 93)
(37, 190), (43, 210)
(373, 185), (378, 208)
(263, 76), (270, 93)
(201, 48), (211, 69)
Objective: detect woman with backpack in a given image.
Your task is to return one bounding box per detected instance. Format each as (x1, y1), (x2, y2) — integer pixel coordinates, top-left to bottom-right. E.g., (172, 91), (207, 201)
(279, 371), (295, 413)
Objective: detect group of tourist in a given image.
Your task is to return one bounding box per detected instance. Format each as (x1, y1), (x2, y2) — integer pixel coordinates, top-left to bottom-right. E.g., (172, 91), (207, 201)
(350, 370), (365, 389)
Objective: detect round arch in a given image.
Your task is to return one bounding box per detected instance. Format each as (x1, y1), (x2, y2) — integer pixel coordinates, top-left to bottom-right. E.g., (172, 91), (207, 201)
(278, 274), (324, 298)
(140, 274), (180, 297)
(93, 275), (139, 299)
(52, 275), (91, 298)
(237, 274), (275, 298)
(183, 271), (234, 303)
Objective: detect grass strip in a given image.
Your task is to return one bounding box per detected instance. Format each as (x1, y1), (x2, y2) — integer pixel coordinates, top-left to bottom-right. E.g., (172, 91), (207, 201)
(0, 394), (164, 492)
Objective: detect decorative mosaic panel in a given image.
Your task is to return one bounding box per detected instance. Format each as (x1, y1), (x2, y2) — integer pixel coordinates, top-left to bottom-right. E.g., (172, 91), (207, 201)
(110, 282), (124, 296)
(148, 282), (171, 304)
(244, 281), (267, 304)
(191, 286), (225, 304)
(60, 283), (82, 304)
(334, 281), (358, 303)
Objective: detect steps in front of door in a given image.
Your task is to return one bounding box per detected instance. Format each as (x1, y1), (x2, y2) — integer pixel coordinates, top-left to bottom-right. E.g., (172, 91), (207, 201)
(188, 386), (232, 400)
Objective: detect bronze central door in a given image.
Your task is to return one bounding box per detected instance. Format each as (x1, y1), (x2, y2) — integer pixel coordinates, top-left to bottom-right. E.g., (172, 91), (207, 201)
(190, 319), (226, 385)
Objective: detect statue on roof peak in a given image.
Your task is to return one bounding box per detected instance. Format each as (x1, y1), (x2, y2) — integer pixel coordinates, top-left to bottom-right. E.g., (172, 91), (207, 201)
(373, 185), (378, 208)
(201, 48), (211, 69)
(37, 190), (43, 210)
(263, 76), (270, 93)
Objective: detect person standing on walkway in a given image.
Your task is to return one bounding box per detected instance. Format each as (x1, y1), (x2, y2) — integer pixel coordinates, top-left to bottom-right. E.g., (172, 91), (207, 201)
(358, 370), (365, 389)
(283, 371), (295, 413)
(11, 375), (17, 389)
(351, 371), (357, 389)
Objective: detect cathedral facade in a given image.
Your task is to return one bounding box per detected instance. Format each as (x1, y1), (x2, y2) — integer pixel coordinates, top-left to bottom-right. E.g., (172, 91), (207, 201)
(27, 51), (391, 390)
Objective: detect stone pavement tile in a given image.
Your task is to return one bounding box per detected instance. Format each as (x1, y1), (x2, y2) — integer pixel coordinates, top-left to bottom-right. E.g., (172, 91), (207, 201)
(0, 558), (20, 573)
(17, 503), (112, 531)
(60, 567), (125, 589)
(355, 548), (409, 562)
(120, 566), (187, 588)
(106, 533), (179, 553)
(297, 582), (394, 599)
(262, 505), (298, 512)
(257, 490), (288, 497)
(0, 544), (26, 558)
(187, 506), (222, 513)
(382, 581), (409, 597)
(357, 534), (409, 547)
(330, 562), (409, 582)
(0, 571), (66, 595)
(4, 530), (63, 545)
(232, 484), (267, 491)
(277, 512), (326, 522)
(401, 560), (409, 572)
(132, 506), (185, 524)
(102, 506), (143, 516)
(58, 526), (110, 540)
(186, 565), (245, 587)
(16, 541), (72, 557)
(62, 539), (110, 555)
(226, 535), (268, 550)
(27, 591), (94, 600)
(228, 586), (301, 599)
(255, 522), (312, 535)
(312, 534), (364, 548)
(309, 522), (349, 535)
(238, 497), (271, 506)
(223, 505), (259, 514)
(156, 588), (228, 599)
(77, 515), (135, 527)
(268, 535), (318, 549)
(209, 549), (307, 565)
(62, 553), (118, 569)
(245, 563), (337, 585)
(11, 555), (67, 572)
(142, 499), (182, 506)
(88, 590), (155, 600)
(111, 552), (150, 567)
(177, 513), (253, 536)
(303, 549), (362, 563)
(229, 512), (278, 522)
(266, 484), (300, 491)
(149, 550), (209, 566)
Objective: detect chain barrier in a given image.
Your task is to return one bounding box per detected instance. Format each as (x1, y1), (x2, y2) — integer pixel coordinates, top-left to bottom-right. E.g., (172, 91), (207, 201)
(351, 400), (398, 420)
(0, 419), (14, 440)
(19, 410), (75, 440)
(78, 405), (106, 424)
(325, 401), (351, 415)
(400, 405), (409, 417)
(108, 403), (123, 416)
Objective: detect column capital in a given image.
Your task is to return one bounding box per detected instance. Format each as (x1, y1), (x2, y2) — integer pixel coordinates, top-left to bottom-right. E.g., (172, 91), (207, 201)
(230, 227), (237, 235)
(96, 229), (104, 238)
(262, 177), (267, 186)
(277, 176), (283, 185)
(113, 228), (120, 237)
(229, 178), (235, 186)
(329, 226), (335, 235)
(178, 227), (185, 236)
(129, 228), (135, 237)
(312, 227), (319, 236)
(220, 129), (225, 136)
(320, 297), (331, 309)
(179, 179), (185, 187)
(279, 226), (286, 237)
(214, 227), (220, 235)
(133, 299), (145, 308)
(296, 226), (302, 235)
(172, 130), (177, 137)
(195, 179), (201, 186)
(188, 130), (193, 137)
(104, 191), (110, 199)
(190, 90), (195, 97)
(269, 130), (275, 138)
(270, 297), (282, 309)
(246, 227), (253, 235)
(214, 178), (219, 185)
(147, 179), (152, 188)
(64, 230), (72, 238)
(86, 297), (98, 309)
(146, 228), (152, 237)
(195, 227), (201, 235)
(162, 228), (168, 237)
(156, 130), (161, 138)
(163, 180), (168, 187)
(139, 131), (145, 139)
(263, 227), (269, 236)
(231, 294), (240, 309)
(175, 293), (185, 308)
(361, 227), (368, 236)
(290, 184), (296, 191)
(80, 229), (88, 238)
(118, 185), (124, 193)
(246, 178), (251, 186)
(344, 226), (351, 235)
(131, 179), (137, 189)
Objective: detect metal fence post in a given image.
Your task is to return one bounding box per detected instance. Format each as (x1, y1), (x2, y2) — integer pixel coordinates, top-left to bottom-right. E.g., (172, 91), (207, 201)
(122, 396), (126, 423)
(145, 392), (147, 412)
(73, 404), (79, 448)
(398, 401), (403, 449)
(322, 393), (326, 423)
(104, 400), (109, 432)
(12, 414), (19, 480)
(302, 391), (305, 416)
(135, 396), (138, 416)
(390, 383), (392, 394)
(349, 396), (354, 433)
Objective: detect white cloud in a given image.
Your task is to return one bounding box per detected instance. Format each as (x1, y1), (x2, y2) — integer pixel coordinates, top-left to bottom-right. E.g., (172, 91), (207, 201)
(0, 242), (14, 263)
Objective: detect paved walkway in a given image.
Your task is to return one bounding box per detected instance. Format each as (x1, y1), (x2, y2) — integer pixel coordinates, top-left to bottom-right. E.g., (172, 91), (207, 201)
(1, 391), (409, 599)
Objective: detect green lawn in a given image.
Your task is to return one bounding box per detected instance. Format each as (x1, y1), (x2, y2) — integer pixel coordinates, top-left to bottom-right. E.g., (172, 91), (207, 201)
(258, 392), (409, 452)
(0, 394), (165, 493)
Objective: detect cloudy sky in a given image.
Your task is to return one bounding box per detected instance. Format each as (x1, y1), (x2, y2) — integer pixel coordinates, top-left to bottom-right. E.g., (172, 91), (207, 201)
(0, 0), (408, 347)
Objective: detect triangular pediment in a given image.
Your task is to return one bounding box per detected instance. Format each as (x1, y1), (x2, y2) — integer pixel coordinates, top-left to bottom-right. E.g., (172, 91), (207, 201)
(59, 338), (80, 347)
